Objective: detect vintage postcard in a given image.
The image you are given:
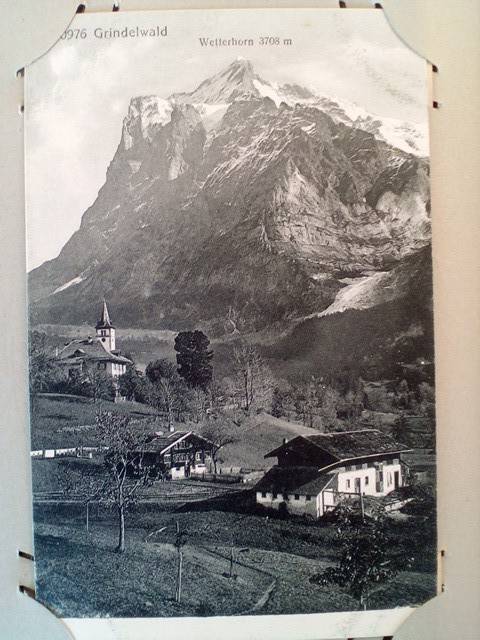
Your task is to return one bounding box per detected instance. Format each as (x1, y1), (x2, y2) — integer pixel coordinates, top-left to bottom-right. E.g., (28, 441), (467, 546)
(25, 7), (435, 619)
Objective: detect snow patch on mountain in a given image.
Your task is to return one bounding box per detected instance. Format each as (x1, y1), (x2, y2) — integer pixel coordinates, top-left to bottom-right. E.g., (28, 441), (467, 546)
(122, 96), (173, 150)
(315, 272), (391, 316)
(192, 102), (229, 131)
(52, 275), (84, 295)
(253, 79), (283, 106)
(277, 164), (320, 211)
(311, 95), (428, 157)
(270, 87), (428, 157)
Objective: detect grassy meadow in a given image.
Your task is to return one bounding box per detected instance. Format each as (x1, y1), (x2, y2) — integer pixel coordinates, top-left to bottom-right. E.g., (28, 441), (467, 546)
(30, 394), (162, 450)
(33, 498), (436, 618)
(30, 394), (437, 618)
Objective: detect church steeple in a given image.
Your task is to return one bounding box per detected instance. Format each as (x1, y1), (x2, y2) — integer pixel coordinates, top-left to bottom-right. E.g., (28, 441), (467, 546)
(96, 299), (116, 351)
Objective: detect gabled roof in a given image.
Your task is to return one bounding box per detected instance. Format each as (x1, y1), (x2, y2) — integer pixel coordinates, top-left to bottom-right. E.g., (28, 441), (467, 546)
(265, 429), (411, 463)
(96, 299), (115, 330)
(141, 431), (214, 454)
(256, 465), (336, 496)
(57, 338), (131, 365)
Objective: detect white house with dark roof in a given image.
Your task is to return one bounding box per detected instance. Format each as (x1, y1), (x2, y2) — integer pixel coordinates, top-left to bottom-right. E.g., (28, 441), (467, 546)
(256, 429), (412, 518)
(55, 301), (131, 390)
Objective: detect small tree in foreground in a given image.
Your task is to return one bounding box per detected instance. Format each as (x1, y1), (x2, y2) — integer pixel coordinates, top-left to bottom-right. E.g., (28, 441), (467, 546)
(95, 412), (150, 553)
(310, 500), (411, 609)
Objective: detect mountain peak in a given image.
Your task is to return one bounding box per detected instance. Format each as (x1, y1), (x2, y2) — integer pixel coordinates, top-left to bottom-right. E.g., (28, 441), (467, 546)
(229, 56), (254, 71)
(171, 58), (262, 105)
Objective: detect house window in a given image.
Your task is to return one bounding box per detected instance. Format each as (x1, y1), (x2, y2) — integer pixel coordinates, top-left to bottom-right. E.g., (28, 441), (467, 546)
(306, 495), (311, 501)
(362, 463), (368, 470)
(283, 493), (289, 501)
(294, 494), (300, 501)
(365, 476), (369, 485)
(346, 479), (351, 489)
(261, 492), (267, 498)
(195, 452), (202, 461)
(273, 492), (278, 500)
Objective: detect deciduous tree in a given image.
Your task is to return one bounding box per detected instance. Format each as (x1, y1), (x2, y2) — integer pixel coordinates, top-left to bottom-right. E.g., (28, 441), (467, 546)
(145, 359), (184, 431)
(293, 377), (340, 430)
(198, 417), (239, 474)
(95, 412), (151, 553)
(233, 343), (273, 411)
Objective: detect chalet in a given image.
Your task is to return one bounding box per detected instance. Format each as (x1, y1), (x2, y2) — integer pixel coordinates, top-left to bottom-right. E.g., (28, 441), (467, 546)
(55, 301), (131, 396)
(137, 430), (214, 479)
(256, 429), (412, 519)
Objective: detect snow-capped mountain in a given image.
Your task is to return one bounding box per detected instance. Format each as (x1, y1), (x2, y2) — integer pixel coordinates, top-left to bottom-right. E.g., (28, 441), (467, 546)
(29, 59), (431, 338)
(170, 58), (428, 156)
(307, 94), (428, 157)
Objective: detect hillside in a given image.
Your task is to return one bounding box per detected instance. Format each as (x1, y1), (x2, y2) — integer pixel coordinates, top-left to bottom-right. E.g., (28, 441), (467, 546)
(30, 394), (162, 450)
(217, 414), (321, 471)
(263, 246), (434, 383)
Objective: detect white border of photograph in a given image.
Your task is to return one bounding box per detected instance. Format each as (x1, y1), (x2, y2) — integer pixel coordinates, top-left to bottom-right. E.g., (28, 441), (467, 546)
(1, 2), (479, 640)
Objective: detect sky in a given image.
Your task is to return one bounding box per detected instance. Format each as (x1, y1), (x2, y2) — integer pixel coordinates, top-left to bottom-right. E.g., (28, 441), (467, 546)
(25, 8), (428, 271)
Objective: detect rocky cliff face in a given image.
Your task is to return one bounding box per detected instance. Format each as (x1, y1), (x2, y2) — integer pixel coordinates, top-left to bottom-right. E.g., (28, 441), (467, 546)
(29, 59), (431, 337)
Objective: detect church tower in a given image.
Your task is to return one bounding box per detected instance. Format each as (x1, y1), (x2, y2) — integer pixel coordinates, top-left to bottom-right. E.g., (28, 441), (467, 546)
(96, 299), (116, 352)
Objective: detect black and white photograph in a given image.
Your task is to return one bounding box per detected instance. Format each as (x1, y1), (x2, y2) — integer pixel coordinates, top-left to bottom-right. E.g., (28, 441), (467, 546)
(25, 8), (436, 618)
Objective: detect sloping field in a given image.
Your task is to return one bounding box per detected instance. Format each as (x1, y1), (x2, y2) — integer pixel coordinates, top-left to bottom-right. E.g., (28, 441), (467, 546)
(30, 393), (161, 449)
(219, 414), (318, 470)
(33, 502), (436, 618)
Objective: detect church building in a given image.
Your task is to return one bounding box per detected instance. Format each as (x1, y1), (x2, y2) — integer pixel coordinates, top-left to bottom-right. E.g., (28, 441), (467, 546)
(55, 301), (131, 394)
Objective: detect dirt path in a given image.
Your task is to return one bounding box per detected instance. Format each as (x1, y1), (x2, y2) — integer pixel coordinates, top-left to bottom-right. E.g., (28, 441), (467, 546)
(242, 578), (277, 614)
(194, 545), (278, 615)
(147, 541), (277, 614)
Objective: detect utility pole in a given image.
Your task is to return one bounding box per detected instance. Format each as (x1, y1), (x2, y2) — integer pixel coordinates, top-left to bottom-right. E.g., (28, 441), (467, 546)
(229, 546), (234, 578)
(174, 521), (185, 603)
(176, 550), (183, 603)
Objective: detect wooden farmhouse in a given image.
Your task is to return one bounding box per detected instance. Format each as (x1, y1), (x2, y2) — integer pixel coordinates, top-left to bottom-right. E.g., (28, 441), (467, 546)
(137, 431), (214, 479)
(256, 429), (412, 519)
